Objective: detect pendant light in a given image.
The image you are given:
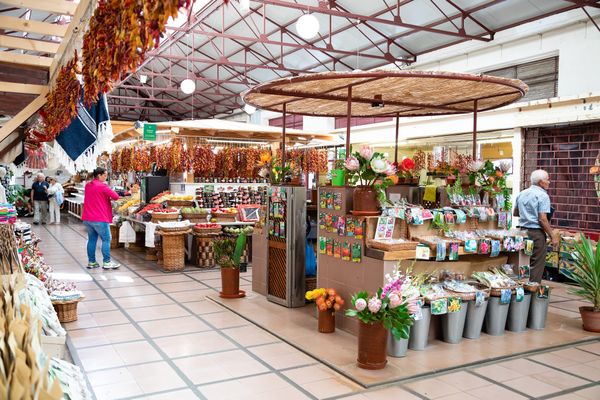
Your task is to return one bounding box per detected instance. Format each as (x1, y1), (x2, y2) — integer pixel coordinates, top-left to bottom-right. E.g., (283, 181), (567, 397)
(296, 13), (320, 40)
(180, 48), (196, 94)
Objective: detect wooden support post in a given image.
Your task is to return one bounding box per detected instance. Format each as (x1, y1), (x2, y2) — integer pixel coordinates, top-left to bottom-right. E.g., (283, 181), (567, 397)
(282, 102), (287, 170)
(394, 113), (400, 165)
(345, 86), (352, 158)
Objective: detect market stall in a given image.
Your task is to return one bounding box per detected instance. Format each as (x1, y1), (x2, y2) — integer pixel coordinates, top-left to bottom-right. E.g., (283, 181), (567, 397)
(107, 119), (340, 272)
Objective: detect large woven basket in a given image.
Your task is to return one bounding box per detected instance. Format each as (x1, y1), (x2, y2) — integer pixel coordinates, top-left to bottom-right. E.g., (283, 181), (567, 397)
(182, 212), (208, 222)
(489, 284), (520, 297)
(158, 229), (191, 272)
(445, 281), (490, 301)
(150, 212), (180, 223)
(167, 200), (195, 208)
(213, 213), (237, 222)
(52, 297), (83, 323)
(109, 224), (123, 249)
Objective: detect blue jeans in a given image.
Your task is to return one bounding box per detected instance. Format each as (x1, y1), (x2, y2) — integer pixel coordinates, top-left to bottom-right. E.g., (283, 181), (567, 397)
(83, 221), (111, 263)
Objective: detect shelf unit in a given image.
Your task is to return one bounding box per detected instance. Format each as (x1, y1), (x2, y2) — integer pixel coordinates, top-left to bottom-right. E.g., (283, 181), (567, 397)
(64, 185), (84, 219)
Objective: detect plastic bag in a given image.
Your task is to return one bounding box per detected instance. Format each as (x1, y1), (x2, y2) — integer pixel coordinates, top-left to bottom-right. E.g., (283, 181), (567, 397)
(305, 241), (317, 277)
(119, 222), (136, 243)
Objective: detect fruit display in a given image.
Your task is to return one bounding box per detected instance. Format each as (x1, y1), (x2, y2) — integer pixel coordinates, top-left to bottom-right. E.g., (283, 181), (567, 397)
(150, 191), (171, 204)
(181, 207), (210, 215)
(166, 194), (194, 201)
(194, 223), (222, 230)
(212, 207), (238, 215)
(150, 208), (179, 214)
(136, 203), (163, 215)
(116, 195), (141, 214)
(223, 226), (254, 236)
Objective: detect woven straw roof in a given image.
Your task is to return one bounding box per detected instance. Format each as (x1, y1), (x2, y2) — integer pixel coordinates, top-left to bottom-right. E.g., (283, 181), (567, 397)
(242, 70), (528, 118)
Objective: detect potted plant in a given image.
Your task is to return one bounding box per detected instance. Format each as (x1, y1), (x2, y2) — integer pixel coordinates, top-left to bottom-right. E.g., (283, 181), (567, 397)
(345, 282), (415, 369)
(397, 157), (418, 186)
(571, 235), (600, 332)
(213, 232), (247, 298)
(306, 288), (345, 333)
(344, 145), (396, 214)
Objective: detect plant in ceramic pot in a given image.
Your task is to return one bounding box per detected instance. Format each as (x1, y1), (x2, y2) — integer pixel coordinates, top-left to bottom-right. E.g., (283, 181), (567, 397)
(306, 288), (345, 333)
(345, 279), (415, 369)
(344, 145), (395, 214)
(397, 157), (417, 185)
(570, 235), (600, 332)
(214, 232), (247, 298)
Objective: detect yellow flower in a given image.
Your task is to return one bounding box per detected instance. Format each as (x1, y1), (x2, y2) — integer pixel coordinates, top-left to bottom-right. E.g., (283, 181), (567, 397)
(258, 152), (272, 167)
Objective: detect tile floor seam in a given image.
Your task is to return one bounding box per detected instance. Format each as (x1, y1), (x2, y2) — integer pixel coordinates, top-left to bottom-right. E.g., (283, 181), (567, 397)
(45, 225), (210, 400)
(63, 223), (322, 400)
(574, 346), (600, 358)
(524, 357), (595, 383)
(194, 370), (275, 388)
(535, 381), (600, 400)
(65, 333), (99, 400)
(116, 387), (191, 400)
(466, 370), (535, 399)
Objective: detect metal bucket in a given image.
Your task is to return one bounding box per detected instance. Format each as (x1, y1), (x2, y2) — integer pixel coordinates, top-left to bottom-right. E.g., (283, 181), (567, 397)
(408, 306), (431, 351)
(442, 302), (469, 344)
(463, 299), (489, 339)
(387, 328), (410, 358)
(507, 293), (532, 332)
(527, 295), (549, 330)
(485, 296), (510, 336)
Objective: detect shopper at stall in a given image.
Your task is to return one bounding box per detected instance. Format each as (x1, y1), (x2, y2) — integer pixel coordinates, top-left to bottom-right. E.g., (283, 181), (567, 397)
(47, 177), (64, 224)
(31, 172), (49, 225)
(514, 169), (559, 282)
(82, 167), (120, 269)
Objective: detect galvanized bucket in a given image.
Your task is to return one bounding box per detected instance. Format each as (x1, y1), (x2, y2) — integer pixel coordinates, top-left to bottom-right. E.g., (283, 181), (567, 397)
(442, 302), (469, 344)
(463, 299), (488, 339)
(485, 296), (510, 336)
(408, 306), (431, 351)
(527, 295), (549, 330)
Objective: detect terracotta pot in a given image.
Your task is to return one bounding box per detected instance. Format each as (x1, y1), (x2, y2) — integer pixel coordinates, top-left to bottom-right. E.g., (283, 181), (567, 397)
(579, 306), (600, 332)
(221, 267), (240, 296)
(353, 186), (379, 213)
(318, 309), (335, 333)
(357, 320), (388, 370)
(398, 177), (406, 184)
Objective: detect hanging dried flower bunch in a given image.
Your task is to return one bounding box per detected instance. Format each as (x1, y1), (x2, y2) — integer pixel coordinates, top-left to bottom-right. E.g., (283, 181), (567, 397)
(39, 51), (81, 140)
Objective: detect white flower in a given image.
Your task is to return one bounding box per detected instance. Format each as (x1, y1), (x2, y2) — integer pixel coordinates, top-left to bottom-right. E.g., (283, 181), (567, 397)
(499, 160), (512, 173)
(468, 160), (485, 172)
(355, 298), (367, 311)
(370, 157), (387, 174)
(258, 167), (269, 178)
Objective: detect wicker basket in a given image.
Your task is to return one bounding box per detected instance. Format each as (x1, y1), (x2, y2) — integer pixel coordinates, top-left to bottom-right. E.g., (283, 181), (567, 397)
(182, 212), (208, 222)
(445, 281), (491, 301)
(306, 277), (317, 292)
(213, 213), (237, 222)
(366, 239), (419, 252)
(193, 227), (223, 236)
(489, 284), (519, 297)
(110, 224), (122, 249)
(523, 282), (540, 293)
(150, 212), (180, 223)
(167, 200), (195, 208)
(52, 297), (83, 323)
(158, 229), (191, 272)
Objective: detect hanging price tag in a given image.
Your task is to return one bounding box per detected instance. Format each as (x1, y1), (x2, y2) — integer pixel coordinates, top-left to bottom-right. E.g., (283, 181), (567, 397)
(515, 287), (525, 302)
(500, 289), (512, 304)
(475, 291), (485, 307)
(430, 298), (448, 315)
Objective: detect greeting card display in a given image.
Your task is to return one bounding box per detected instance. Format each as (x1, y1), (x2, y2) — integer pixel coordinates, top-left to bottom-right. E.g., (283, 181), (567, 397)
(330, 216), (338, 233)
(319, 213), (326, 230)
(498, 211), (508, 229)
(479, 239), (491, 254)
(490, 240), (501, 257)
(326, 193), (334, 209)
(454, 209), (467, 224)
(444, 211), (456, 225)
(319, 237), (326, 254)
(524, 239), (534, 256)
(431, 298), (448, 315)
(464, 239), (478, 253)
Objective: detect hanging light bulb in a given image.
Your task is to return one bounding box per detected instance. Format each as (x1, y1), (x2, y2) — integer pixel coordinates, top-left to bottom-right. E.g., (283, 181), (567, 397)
(244, 104), (256, 114)
(296, 14), (320, 40)
(180, 78), (196, 94)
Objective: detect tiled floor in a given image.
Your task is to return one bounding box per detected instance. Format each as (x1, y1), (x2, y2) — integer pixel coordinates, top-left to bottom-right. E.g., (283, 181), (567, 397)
(35, 220), (600, 400)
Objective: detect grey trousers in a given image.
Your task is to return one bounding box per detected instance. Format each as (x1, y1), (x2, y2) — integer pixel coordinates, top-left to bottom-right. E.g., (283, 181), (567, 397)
(528, 229), (547, 283)
(34, 200), (48, 223)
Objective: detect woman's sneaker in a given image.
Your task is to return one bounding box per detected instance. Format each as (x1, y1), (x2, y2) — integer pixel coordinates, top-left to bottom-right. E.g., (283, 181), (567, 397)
(102, 261), (121, 270)
(87, 262), (99, 269)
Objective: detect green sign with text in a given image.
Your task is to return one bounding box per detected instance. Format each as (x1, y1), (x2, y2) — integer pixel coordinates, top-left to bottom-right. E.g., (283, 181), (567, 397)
(143, 123), (157, 141)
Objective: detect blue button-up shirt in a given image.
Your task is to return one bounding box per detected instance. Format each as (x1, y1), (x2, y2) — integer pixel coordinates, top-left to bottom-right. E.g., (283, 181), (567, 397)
(516, 185), (551, 229)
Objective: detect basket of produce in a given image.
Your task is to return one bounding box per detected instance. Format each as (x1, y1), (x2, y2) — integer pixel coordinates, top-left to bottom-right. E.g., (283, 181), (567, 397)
(166, 194), (195, 207)
(150, 208), (180, 223)
(157, 221), (193, 234)
(211, 207), (238, 222)
(472, 270), (519, 297)
(443, 280), (490, 301)
(222, 226), (254, 236)
(181, 207), (210, 221)
(193, 223), (223, 236)
(150, 191), (171, 204)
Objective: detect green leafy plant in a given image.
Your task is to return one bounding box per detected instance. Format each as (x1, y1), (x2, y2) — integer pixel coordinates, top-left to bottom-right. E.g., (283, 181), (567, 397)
(570, 235), (600, 311)
(7, 185), (26, 207)
(213, 233), (247, 269)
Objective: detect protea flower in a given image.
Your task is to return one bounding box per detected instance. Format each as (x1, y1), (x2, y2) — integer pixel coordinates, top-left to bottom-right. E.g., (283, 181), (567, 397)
(499, 160), (512, 173)
(370, 157), (387, 174)
(344, 156), (360, 171)
(358, 145), (374, 161)
(468, 160), (485, 172)
(355, 298), (367, 311)
(368, 296), (382, 313)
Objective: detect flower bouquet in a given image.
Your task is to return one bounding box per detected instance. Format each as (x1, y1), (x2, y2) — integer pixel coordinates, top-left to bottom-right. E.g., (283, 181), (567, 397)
(306, 288), (345, 333)
(345, 272), (416, 369)
(344, 145), (396, 214)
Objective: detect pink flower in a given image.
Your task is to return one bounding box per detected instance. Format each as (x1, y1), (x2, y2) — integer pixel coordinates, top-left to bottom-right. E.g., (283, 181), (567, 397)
(368, 296), (382, 313)
(388, 292), (403, 308)
(407, 297), (420, 315)
(384, 162), (397, 176)
(344, 156), (360, 171)
(358, 145), (374, 161)
(355, 298), (367, 311)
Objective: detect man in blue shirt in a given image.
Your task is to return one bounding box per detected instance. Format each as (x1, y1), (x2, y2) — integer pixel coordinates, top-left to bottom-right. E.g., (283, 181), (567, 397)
(31, 172), (49, 225)
(514, 169), (559, 282)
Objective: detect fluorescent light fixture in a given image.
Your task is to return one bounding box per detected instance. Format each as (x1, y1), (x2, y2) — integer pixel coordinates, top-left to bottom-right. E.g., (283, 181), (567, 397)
(243, 104), (256, 114)
(140, 74), (148, 84)
(180, 78), (196, 94)
(296, 14), (320, 40)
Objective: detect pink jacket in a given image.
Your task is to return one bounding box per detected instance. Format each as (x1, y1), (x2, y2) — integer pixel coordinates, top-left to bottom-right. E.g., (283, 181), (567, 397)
(82, 179), (119, 223)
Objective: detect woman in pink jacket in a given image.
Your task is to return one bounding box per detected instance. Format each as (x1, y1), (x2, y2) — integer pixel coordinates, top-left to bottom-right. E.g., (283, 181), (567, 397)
(82, 167), (120, 269)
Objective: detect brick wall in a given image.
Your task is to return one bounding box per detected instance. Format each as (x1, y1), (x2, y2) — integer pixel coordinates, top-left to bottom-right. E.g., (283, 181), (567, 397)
(523, 123), (600, 232)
